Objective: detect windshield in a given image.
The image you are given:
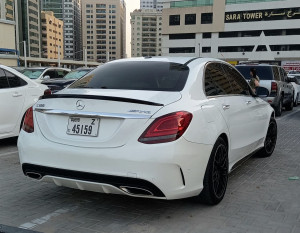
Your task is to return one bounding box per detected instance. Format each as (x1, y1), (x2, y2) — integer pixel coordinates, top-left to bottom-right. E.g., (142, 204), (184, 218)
(21, 69), (45, 79)
(69, 61), (190, 92)
(64, 70), (90, 80)
(236, 66), (274, 80)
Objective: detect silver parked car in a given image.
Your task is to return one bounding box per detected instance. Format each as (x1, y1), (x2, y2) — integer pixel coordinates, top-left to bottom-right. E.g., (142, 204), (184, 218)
(236, 64), (294, 116)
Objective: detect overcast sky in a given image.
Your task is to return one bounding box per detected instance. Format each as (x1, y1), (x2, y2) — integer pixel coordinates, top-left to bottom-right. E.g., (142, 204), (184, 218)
(125, 0), (140, 57)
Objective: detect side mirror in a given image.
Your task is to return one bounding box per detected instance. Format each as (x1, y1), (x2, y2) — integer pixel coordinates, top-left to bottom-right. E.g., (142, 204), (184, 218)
(256, 87), (269, 98)
(43, 75), (50, 80)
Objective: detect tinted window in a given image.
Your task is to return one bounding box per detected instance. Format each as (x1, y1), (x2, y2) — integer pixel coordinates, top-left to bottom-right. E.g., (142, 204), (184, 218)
(205, 63), (232, 96)
(5, 70), (27, 88)
(0, 69), (9, 89)
(236, 66), (274, 80)
(44, 70), (57, 79)
(272, 67), (280, 81)
(69, 61), (189, 92)
(222, 64), (250, 95)
(279, 67), (288, 82)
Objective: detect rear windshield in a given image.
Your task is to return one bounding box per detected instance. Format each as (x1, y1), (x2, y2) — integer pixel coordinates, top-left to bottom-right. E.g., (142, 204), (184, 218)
(69, 61), (189, 91)
(236, 66), (274, 80)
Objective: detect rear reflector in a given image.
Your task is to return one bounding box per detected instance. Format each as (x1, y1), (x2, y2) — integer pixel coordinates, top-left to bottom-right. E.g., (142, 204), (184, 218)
(138, 111), (193, 144)
(22, 107), (34, 133)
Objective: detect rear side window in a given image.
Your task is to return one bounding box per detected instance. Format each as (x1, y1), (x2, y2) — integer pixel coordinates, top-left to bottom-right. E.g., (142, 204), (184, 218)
(0, 69), (9, 88)
(279, 67), (288, 82)
(205, 63), (232, 96)
(69, 61), (190, 92)
(5, 70), (27, 88)
(222, 64), (250, 95)
(272, 67), (280, 81)
(236, 66), (274, 80)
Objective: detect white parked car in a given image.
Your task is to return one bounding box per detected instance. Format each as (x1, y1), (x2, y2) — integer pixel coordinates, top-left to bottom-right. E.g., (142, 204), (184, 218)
(288, 74), (300, 106)
(21, 67), (70, 84)
(18, 57), (277, 205)
(0, 65), (48, 139)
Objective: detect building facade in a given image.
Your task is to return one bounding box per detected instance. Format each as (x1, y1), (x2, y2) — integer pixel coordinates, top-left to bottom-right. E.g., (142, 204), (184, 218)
(0, 0), (17, 66)
(0, 0), (14, 20)
(162, 0), (300, 63)
(41, 0), (82, 61)
(81, 0), (126, 63)
(41, 11), (64, 59)
(16, 0), (41, 58)
(140, 0), (163, 11)
(131, 9), (162, 57)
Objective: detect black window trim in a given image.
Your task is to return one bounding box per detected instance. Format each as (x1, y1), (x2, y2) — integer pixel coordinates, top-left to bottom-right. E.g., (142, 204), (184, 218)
(203, 61), (254, 98)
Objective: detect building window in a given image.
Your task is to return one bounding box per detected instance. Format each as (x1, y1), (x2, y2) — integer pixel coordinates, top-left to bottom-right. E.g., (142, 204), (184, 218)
(203, 33), (212, 38)
(169, 15), (180, 26)
(185, 14), (196, 25)
(201, 13), (213, 24)
(169, 33), (196, 40)
(169, 47), (195, 53)
(202, 47), (211, 53)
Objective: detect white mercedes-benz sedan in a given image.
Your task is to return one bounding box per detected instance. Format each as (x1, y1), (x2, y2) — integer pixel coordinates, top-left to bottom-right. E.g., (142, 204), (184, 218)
(18, 57), (277, 205)
(0, 65), (48, 140)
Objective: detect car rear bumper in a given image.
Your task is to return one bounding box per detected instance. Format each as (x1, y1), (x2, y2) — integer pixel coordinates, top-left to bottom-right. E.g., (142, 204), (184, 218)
(18, 130), (213, 200)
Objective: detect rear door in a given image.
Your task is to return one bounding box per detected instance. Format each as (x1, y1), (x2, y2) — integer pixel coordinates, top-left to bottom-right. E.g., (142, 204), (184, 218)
(0, 69), (27, 135)
(223, 64), (268, 151)
(205, 63), (257, 163)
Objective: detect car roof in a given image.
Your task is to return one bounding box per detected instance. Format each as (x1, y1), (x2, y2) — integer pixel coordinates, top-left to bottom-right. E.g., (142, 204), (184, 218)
(108, 57), (223, 67)
(23, 67), (70, 70)
(236, 64), (280, 67)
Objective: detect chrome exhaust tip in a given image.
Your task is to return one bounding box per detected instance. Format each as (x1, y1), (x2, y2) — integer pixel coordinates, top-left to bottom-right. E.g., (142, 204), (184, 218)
(26, 172), (42, 180)
(120, 186), (154, 196)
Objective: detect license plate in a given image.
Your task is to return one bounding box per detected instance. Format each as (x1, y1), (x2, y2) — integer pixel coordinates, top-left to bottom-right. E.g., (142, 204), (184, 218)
(67, 117), (100, 137)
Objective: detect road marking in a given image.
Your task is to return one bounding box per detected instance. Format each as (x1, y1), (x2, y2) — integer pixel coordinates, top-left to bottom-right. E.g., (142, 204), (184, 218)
(0, 150), (18, 157)
(19, 206), (78, 230)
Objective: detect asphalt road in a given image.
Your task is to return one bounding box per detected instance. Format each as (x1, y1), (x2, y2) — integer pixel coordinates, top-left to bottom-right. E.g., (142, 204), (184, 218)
(0, 108), (300, 233)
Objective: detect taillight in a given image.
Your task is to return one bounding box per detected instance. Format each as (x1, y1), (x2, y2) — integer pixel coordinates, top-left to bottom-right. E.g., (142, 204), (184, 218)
(44, 89), (52, 95)
(22, 107), (34, 133)
(271, 82), (277, 93)
(138, 111), (193, 144)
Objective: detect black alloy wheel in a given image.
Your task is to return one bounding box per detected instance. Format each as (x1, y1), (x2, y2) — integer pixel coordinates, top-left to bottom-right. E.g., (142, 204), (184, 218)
(196, 137), (228, 205)
(258, 118), (277, 157)
(212, 143), (228, 199)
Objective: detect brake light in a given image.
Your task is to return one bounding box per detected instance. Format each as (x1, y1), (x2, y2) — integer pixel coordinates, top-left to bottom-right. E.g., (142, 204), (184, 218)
(271, 82), (278, 93)
(22, 107), (34, 133)
(44, 89), (52, 95)
(138, 111), (193, 144)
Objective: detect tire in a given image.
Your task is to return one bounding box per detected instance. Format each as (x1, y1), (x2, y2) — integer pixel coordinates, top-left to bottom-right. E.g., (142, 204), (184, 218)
(257, 118), (277, 157)
(274, 97), (283, 117)
(294, 94), (298, 107)
(195, 137), (229, 205)
(285, 95), (294, 111)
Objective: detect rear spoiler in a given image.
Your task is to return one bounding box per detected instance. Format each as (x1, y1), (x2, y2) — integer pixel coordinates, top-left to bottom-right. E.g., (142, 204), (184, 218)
(40, 94), (164, 106)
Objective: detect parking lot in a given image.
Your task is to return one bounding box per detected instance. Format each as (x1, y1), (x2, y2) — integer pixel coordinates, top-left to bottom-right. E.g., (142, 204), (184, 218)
(0, 109), (300, 233)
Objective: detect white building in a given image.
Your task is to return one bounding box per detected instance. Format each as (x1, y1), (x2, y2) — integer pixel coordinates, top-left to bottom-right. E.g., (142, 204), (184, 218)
(131, 9), (162, 57)
(140, 0), (163, 11)
(162, 0), (300, 64)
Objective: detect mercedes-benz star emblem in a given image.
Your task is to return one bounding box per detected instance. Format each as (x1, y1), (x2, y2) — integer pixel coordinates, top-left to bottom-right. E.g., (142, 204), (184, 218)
(76, 100), (85, 110)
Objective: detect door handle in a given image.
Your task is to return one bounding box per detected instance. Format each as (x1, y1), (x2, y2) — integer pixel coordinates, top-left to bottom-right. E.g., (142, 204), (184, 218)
(246, 100), (252, 105)
(12, 92), (22, 97)
(222, 104), (230, 110)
